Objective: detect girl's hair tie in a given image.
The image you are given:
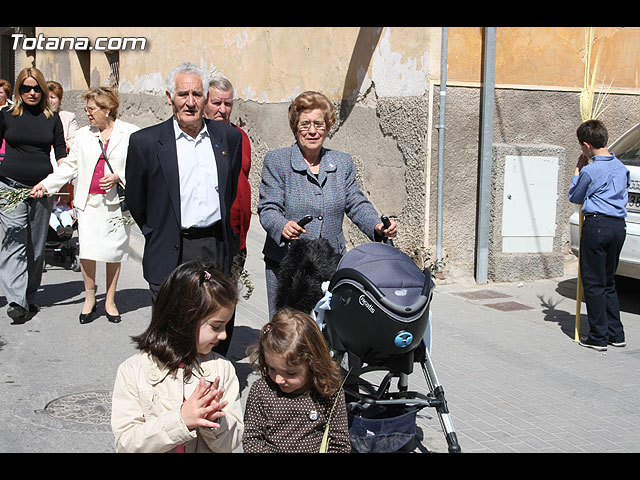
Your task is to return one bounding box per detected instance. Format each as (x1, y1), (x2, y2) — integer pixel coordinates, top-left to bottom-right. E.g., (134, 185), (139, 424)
(202, 270), (212, 282)
(263, 323), (273, 335)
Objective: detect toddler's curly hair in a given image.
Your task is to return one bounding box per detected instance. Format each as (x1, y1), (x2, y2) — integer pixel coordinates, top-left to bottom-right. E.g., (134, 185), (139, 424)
(248, 308), (342, 397)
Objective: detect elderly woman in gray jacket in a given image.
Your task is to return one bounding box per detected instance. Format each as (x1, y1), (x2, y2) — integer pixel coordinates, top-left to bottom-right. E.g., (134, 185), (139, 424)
(258, 91), (398, 319)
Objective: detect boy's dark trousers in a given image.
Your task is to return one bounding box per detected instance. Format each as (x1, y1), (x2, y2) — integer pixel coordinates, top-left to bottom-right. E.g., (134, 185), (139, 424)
(579, 214), (626, 347)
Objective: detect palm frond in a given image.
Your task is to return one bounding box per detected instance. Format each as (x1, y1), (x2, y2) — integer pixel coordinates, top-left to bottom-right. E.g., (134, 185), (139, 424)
(107, 215), (136, 233)
(0, 188), (33, 212)
(580, 27), (612, 122)
(319, 369), (351, 453)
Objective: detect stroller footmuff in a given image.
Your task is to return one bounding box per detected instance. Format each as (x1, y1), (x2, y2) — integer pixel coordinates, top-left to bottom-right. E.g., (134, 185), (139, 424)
(319, 242), (461, 453)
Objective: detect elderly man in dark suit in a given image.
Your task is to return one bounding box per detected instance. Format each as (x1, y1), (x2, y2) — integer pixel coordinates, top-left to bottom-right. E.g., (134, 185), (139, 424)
(125, 62), (242, 355)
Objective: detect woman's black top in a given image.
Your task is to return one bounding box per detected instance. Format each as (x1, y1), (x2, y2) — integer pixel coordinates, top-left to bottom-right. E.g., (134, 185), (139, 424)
(0, 104), (66, 187)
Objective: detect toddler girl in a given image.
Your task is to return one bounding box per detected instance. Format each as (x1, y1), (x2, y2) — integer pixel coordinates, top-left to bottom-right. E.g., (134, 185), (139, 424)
(111, 260), (244, 453)
(243, 307), (351, 453)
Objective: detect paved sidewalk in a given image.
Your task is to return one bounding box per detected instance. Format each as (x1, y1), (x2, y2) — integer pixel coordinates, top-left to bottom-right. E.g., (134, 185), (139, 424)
(1, 216), (638, 452)
(424, 269), (640, 452)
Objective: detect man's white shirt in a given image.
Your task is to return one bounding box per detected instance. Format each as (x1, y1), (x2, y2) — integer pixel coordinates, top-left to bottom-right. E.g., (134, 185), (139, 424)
(173, 118), (221, 229)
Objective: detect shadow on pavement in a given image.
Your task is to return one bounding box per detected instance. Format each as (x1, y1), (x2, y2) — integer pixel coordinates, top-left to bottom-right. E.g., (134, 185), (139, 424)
(226, 324), (261, 394)
(538, 293), (589, 340)
(555, 275), (640, 315)
(540, 275), (640, 339)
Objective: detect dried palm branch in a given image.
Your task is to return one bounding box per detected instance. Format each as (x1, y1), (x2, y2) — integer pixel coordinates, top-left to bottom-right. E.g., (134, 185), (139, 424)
(579, 27), (613, 122)
(107, 215), (136, 233)
(0, 187), (70, 213)
(231, 252), (254, 300)
(0, 188), (32, 212)
(319, 369), (351, 453)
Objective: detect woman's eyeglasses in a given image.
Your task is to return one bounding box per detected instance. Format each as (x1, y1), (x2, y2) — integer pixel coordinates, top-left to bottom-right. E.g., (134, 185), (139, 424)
(19, 84), (43, 94)
(298, 120), (326, 132)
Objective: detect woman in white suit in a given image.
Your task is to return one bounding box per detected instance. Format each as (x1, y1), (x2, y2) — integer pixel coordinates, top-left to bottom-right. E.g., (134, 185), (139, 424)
(32, 87), (140, 324)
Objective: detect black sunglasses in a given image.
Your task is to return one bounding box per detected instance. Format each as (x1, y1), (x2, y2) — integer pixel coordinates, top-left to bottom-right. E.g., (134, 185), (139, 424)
(19, 84), (43, 94)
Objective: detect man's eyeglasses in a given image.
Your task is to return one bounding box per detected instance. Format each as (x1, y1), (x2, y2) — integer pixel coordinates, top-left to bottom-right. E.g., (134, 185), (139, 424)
(19, 84), (43, 94)
(299, 120), (326, 132)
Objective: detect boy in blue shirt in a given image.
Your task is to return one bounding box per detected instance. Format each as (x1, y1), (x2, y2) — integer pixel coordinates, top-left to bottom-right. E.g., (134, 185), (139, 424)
(569, 119), (630, 351)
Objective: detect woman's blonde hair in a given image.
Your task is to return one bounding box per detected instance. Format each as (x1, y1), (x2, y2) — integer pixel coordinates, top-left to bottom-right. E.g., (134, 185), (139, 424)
(248, 307), (343, 397)
(82, 86), (119, 119)
(10, 67), (52, 118)
(287, 91), (336, 137)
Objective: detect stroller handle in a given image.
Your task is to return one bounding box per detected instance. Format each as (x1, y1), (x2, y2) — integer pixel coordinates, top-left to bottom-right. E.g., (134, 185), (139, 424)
(380, 215), (394, 246)
(329, 267), (433, 317)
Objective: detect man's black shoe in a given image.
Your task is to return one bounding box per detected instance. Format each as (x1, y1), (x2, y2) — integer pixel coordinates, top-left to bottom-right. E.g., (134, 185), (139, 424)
(7, 303), (27, 323)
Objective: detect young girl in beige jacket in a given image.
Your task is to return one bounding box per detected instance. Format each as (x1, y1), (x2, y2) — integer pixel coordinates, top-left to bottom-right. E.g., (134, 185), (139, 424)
(110, 260), (244, 453)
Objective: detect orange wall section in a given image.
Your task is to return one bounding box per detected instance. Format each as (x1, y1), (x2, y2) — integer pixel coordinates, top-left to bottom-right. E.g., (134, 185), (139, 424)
(447, 27), (640, 92)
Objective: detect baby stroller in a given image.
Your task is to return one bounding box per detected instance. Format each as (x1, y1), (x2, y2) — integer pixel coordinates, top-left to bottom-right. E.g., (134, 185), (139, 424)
(45, 184), (80, 272)
(319, 241), (460, 453)
(45, 216), (80, 271)
(276, 221), (461, 453)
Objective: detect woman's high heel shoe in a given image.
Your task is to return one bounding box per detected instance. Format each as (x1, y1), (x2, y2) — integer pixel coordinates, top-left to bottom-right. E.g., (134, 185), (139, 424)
(106, 312), (121, 323)
(79, 304), (97, 324)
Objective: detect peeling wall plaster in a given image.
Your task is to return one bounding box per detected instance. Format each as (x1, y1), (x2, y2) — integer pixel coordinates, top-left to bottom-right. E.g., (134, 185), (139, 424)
(370, 28), (430, 98)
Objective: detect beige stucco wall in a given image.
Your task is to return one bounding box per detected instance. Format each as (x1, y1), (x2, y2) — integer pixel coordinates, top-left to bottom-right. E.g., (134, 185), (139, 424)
(25, 27), (640, 96)
(30, 27), (440, 101)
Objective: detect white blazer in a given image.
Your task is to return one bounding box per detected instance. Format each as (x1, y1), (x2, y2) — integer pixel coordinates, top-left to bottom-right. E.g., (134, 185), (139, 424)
(42, 118), (140, 211)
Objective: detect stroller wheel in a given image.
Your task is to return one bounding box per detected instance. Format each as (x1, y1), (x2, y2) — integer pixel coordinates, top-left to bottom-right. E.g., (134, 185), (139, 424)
(398, 435), (415, 452)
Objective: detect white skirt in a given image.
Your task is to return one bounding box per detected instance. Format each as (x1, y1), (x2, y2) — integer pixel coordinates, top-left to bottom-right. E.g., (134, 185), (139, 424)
(76, 193), (129, 262)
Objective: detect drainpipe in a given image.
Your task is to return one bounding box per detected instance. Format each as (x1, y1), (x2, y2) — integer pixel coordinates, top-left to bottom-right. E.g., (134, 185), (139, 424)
(435, 27), (448, 270)
(475, 27), (497, 284)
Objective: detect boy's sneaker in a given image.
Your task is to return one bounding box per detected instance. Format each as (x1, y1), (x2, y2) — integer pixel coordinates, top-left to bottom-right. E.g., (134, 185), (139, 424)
(608, 340), (626, 348)
(578, 338), (607, 351)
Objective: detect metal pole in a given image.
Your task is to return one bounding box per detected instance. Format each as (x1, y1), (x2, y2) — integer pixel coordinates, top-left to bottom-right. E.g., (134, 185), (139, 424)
(436, 27), (448, 267)
(475, 27), (497, 284)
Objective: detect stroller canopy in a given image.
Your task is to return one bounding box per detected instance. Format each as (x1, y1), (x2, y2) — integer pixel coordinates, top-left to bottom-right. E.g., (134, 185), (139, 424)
(330, 242), (432, 313)
(323, 242), (433, 367)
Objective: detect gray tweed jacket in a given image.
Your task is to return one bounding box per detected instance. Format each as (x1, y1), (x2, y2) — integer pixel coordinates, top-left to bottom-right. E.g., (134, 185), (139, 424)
(258, 142), (381, 263)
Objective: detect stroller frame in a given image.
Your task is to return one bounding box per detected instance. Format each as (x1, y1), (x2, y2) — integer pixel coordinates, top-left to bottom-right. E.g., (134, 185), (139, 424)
(319, 243), (461, 453)
(335, 341), (461, 453)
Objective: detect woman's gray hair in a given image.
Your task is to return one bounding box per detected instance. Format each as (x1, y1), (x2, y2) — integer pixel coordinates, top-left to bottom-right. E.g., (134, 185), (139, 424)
(208, 75), (234, 98)
(165, 62), (209, 97)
